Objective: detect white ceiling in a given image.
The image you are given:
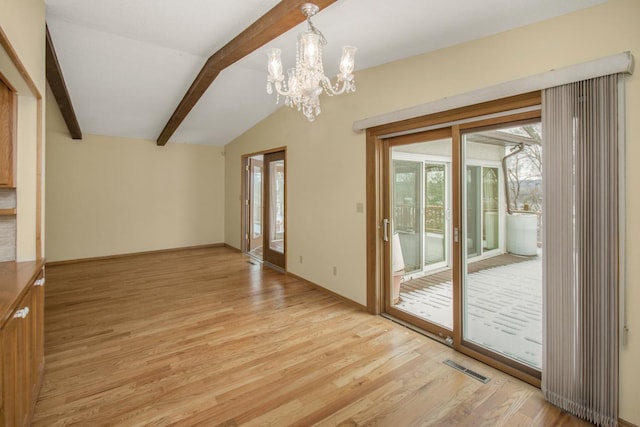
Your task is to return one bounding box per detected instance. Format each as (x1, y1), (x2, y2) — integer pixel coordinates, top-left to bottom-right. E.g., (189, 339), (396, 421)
(45, 0), (605, 146)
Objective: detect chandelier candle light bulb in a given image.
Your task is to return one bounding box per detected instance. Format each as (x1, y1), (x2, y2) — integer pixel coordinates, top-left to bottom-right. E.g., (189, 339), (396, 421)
(300, 32), (320, 68)
(339, 46), (356, 78)
(266, 49), (283, 85)
(266, 2), (356, 121)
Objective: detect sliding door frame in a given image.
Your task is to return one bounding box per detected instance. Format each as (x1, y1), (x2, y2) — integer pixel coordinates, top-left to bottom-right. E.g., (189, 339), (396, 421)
(366, 92), (542, 386)
(384, 127), (454, 340)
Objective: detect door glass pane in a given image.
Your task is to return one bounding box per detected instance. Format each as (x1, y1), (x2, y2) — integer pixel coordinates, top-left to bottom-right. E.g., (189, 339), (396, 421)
(483, 167), (499, 251)
(269, 160), (285, 253)
(466, 165), (481, 258)
(391, 138), (452, 330)
(425, 164), (446, 266)
(462, 123), (543, 370)
(393, 160), (421, 273)
(252, 164), (262, 239)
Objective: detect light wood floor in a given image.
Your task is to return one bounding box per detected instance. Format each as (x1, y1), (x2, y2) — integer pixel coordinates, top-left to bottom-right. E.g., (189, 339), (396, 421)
(34, 247), (590, 426)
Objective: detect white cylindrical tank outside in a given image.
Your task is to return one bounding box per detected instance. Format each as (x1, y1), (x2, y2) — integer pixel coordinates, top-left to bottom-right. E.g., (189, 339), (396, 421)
(506, 213), (538, 256)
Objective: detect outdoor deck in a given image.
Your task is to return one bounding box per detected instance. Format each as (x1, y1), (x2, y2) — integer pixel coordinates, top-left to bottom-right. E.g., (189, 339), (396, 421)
(396, 252), (542, 368)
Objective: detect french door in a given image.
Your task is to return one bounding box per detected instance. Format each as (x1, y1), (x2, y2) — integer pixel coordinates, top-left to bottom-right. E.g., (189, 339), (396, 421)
(381, 113), (543, 383)
(243, 149), (286, 270)
(262, 150), (285, 269)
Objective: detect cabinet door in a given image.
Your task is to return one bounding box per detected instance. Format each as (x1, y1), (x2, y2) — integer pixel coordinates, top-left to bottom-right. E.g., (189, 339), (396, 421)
(2, 293), (32, 427)
(30, 274), (45, 398)
(0, 79), (16, 187)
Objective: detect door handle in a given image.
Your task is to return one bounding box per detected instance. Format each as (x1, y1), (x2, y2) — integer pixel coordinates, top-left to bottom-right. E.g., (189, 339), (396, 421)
(13, 307), (29, 319)
(383, 219), (390, 242)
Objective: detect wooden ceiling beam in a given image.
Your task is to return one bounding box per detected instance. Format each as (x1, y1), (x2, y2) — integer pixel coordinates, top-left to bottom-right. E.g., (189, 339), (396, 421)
(46, 24), (82, 140)
(156, 0), (338, 146)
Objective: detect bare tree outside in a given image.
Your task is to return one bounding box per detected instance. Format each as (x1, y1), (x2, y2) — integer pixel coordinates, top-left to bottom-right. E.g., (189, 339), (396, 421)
(504, 124), (542, 212)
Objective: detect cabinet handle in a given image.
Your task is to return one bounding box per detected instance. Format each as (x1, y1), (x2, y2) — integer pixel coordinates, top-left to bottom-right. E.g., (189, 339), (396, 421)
(34, 278), (45, 287)
(13, 307), (29, 319)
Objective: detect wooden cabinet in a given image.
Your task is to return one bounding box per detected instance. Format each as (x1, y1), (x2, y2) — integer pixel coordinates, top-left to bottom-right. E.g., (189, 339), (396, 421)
(0, 78), (16, 188)
(0, 263), (44, 427)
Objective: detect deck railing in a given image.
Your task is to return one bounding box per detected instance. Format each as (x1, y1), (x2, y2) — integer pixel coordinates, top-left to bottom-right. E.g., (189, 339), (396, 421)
(394, 205), (416, 233)
(425, 206), (445, 233)
(395, 206), (542, 245)
(394, 205), (445, 234)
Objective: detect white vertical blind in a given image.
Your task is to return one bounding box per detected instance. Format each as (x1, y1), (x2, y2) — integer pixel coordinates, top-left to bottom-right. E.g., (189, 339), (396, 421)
(542, 74), (619, 426)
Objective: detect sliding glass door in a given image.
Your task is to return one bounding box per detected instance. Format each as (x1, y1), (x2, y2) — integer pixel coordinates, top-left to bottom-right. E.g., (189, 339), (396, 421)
(386, 129), (454, 337)
(424, 163), (447, 267)
(392, 160), (421, 273)
(383, 117), (543, 380)
(462, 123), (543, 373)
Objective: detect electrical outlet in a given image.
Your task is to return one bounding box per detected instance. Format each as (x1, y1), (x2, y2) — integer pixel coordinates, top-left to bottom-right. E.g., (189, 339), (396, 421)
(299, 255), (303, 264)
(333, 266), (337, 276)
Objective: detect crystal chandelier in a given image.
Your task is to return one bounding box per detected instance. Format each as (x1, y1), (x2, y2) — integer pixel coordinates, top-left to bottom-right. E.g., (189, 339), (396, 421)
(266, 3), (356, 122)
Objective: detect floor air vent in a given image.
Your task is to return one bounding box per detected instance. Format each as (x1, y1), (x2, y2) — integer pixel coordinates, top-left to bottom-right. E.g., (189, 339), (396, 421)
(443, 359), (490, 383)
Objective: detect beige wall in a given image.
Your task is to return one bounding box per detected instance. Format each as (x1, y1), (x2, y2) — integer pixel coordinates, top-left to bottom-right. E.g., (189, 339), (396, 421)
(0, 0), (45, 92)
(16, 95), (38, 260)
(0, 0), (45, 261)
(225, 103), (366, 303)
(224, 0), (640, 423)
(45, 87), (226, 262)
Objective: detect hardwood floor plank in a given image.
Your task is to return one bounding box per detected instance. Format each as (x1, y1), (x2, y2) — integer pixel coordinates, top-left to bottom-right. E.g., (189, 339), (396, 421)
(32, 247), (591, 426)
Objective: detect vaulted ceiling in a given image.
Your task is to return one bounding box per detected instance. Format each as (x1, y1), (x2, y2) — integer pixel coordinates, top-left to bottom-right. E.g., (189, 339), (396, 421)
(45, 0), (605, 146)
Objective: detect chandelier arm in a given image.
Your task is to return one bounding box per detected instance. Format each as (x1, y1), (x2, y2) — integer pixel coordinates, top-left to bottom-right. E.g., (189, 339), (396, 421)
(271, 80), (292, 96)
(322, 76), (348, 96)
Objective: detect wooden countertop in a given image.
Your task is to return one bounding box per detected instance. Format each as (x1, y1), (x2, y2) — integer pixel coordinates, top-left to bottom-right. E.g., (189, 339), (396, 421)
(0, 259), (44, 328)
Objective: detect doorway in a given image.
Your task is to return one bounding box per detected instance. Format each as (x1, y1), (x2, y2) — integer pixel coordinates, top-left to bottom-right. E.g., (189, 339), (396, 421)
(369, 92), (544, 385)
(242, 149), (286, 271)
